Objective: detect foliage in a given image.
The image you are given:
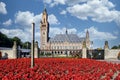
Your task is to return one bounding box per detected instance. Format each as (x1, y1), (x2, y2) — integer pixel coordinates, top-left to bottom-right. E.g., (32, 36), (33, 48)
(22, 41), (31, 49)
(0, 32), (13, 47)
(111, 45), (120, 49)
(12, 36), (22, 46)
(0, 58), (120, 79)
(0, 31), (31, 49)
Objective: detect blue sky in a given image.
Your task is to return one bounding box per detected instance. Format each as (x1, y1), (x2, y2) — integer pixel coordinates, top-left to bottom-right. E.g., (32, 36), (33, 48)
(0, 0), (120, 49)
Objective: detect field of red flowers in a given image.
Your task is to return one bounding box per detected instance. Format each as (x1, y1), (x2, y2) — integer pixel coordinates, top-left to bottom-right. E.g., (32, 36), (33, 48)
(0, 58), (120, 80)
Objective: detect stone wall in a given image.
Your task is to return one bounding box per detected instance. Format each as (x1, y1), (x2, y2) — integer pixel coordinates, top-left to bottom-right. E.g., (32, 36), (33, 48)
(0, 41), (17, 59)
(34, 42), (39, 58)
(104, 41), (120, 60)
(0, 49), (17, 59)
(105, 49), (120, 59)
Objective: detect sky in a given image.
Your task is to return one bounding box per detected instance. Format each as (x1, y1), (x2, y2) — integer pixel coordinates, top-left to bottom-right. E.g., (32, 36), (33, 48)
(0, 0), (120, 49)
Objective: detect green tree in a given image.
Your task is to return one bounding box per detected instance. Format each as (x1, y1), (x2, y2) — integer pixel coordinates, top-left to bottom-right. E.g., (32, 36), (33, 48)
(0, 32), (33, 49)
(0, 32), (13, 47)
(118, 45), (120, 49)
(22, 41), (31, 49)
(12, 36), (22, 46)
(111, 46), (118, 49)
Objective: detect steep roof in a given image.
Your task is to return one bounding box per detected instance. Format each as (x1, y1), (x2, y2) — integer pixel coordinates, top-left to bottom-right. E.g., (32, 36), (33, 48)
(49, 34), (85, 43)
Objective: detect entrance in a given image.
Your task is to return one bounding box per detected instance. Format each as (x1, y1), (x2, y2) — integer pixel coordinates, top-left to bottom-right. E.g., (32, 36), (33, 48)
(87, 49), (104, 59)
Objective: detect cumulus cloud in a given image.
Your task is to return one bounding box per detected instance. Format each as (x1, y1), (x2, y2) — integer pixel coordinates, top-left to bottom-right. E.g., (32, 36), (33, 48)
(44, 0), (65, 7)
(43, 0), (89, 7)
(0, 11), (59, 45)
(43, 0), (120, 27)
(15, 11), (60, 27)
(43, 0), (52, 4)
(0, 28), (31, 42)
(0, 28), (40, 44)
(60, 10), (67, 15)
(50, 27), (77, 37)
(0, 2), (7, 14)
(15, 11), (36, 26)
(49, 26), (117, 41)
(48, 14), (60, 24)
(79, 27), (117, 40)
(66, 0), (119, 22)
(3, 19), (12, 26)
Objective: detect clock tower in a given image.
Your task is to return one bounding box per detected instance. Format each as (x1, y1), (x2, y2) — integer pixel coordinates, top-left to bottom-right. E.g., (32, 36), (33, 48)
(40, 8), (49, 49)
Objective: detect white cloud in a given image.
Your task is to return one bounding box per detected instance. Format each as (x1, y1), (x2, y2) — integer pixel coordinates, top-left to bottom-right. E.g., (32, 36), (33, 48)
(48, 14), (60, 24)
(65, 0), (88, 6)
(43, 0), (89, 7)
(4, 11), (59, 46)
(49, 26), (117, 41)
(79, 27), (117, 40)
(115, 12), (120, 27)
(3, 19), (12, 26)
(0, 28), (40, 45)
(0, 28), (31, 42)
(60, 10), (67, 15)
(15, 11), (60, 27)
(44, 0), (120, 27)
(50, 27), (77, 37)
(44, 0), (65, 7)
(67, 4), (91, 20)
(0, 2), (7, 14)
(43, 0), (52, 4)
(66, 0), (119, 22)
(113, 30), (119, 35)
(15, 11), (35, 26)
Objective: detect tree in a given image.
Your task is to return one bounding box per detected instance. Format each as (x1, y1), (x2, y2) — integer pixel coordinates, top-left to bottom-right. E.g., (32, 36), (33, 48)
(0, 32), (13, 47)
(0, 32), (32, 49)
(12, 37), (22, 46)
(118, 45), (120, 49)
(22, 41), (31, 49)
(111, 46), (118, 49)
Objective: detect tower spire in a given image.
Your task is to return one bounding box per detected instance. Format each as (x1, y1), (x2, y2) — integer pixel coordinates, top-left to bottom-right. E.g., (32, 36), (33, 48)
(43, 4), (47, 13)
(86, 29), (89, 39)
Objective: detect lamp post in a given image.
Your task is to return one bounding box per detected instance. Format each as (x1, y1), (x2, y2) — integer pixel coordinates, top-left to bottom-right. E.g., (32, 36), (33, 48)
(31, 22), (35, 68)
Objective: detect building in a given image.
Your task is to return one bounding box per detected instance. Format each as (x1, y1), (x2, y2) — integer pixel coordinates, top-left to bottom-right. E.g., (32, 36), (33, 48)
(40, 8), (91, 55)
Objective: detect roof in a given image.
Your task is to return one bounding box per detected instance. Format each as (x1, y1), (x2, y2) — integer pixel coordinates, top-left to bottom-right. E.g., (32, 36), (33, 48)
(0, 47), (12, 50)
(0, 47), (30, 53)
(49, 34), (85, 43)
(20, 49), (31, 53)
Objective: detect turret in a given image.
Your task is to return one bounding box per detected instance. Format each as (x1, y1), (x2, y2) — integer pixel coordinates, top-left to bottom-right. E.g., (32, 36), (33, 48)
(86, 30), (90, 49)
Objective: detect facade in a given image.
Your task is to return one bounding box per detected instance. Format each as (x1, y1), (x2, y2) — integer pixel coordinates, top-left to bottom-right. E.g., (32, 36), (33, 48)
(40, 8), (91, 54)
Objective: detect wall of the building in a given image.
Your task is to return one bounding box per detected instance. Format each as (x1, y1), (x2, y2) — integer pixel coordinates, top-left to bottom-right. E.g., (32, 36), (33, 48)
(49, 42), (83, 50)
(105, 49), (120, 59)
(0, 49), (17, 59)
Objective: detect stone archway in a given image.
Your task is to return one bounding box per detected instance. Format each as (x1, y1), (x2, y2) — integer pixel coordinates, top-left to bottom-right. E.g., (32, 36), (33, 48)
(118, 52), (120, 60)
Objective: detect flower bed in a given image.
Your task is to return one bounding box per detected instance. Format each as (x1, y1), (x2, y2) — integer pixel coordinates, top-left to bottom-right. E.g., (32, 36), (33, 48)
(0, 58), (120, 80)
